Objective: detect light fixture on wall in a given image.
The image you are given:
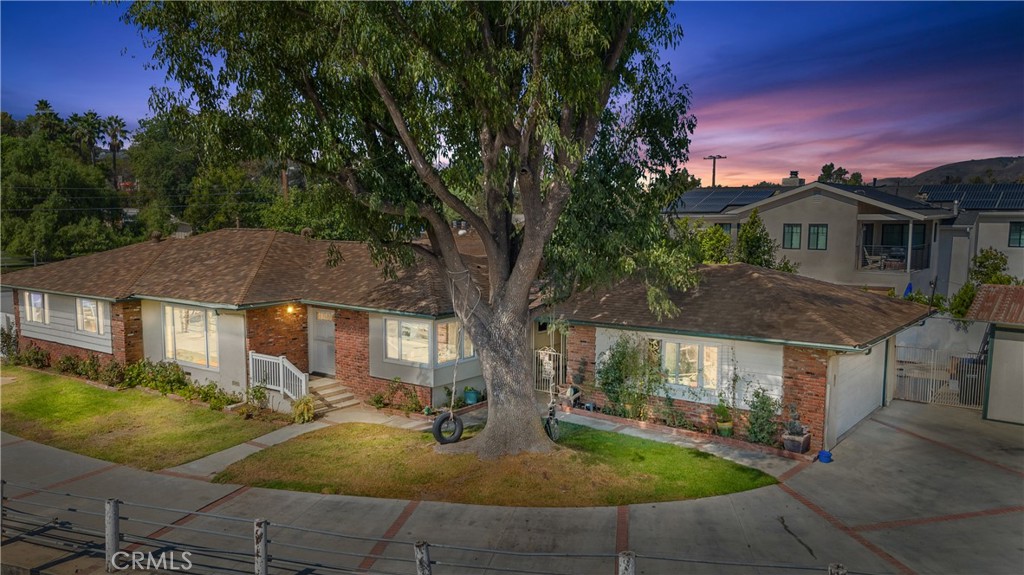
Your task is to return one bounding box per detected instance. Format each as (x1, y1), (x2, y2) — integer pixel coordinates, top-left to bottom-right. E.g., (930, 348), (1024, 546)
(286, 305), (295, 314)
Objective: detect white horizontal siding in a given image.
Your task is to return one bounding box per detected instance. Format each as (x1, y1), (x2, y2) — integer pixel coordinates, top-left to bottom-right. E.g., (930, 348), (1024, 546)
(19, 293), (112, 354)
(594, 326), (783, 409)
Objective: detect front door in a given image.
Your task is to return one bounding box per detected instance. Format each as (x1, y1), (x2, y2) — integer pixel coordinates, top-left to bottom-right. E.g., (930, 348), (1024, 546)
(308, 307), (336, 375)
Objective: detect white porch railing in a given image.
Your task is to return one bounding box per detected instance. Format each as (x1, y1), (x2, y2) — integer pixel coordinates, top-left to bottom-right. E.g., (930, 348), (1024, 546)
(248, 351), (308, 401)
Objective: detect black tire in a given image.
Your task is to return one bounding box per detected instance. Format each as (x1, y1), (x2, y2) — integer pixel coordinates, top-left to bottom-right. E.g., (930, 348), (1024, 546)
(432, 412), (464, 444)
(544, 416), (559, 442)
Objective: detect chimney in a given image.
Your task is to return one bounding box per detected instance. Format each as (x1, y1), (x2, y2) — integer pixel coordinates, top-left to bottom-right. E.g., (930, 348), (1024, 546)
(872, 177), (877, 187)
(781, 170), (805, 186)
(953, 199), (960, 217)
(149, 230), (163, 243)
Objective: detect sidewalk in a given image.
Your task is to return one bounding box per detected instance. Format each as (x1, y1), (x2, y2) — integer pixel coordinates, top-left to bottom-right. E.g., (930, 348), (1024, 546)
(2, 401), (1022, 575)
(165, 400), (800, 481)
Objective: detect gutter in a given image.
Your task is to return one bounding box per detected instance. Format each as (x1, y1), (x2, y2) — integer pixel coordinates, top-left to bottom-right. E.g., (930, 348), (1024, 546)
(299, 299), (438, 319)
(3, 285), (118, 303)
(561, 318), (867, 352)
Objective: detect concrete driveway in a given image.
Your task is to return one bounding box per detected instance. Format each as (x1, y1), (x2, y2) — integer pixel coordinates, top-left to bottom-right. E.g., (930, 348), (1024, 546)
(2, 400), (1022, 575)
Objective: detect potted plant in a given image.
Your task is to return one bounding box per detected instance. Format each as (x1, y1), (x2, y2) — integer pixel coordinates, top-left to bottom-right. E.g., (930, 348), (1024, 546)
(463, 386), (480, 405)
(713, 397), (733, 437)
(782, 404), (811, 453)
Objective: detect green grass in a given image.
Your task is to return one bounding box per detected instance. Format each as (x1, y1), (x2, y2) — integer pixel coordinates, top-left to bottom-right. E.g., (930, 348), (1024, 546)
(214, 421), (776, 506)
(0, 366), (287, 470)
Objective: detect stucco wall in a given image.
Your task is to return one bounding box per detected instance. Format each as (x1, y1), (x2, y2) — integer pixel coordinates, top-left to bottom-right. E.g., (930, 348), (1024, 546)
(985, 327), (1024, 425)
(140, 300), (247, 394)
(975, 216), (1024, 277)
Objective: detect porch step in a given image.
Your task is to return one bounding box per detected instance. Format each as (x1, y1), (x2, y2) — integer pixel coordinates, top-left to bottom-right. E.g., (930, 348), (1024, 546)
(309, 378), (361, 413)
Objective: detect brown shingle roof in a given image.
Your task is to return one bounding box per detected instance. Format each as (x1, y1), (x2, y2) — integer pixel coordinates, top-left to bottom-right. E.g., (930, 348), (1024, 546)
(554, 263), (931, 349)
(2, 229), (459, 316)
(965, 285), (1024, 326)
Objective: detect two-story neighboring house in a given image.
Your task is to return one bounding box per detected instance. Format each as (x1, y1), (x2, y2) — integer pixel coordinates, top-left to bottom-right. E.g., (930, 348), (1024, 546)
(921, 184), (1024, 295)
(669, 182), (952, 294)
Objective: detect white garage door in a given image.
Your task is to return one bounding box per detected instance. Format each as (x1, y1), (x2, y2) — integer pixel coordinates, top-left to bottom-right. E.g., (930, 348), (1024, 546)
(986, 330), (1024, 425)
(827, 343), (886, 447)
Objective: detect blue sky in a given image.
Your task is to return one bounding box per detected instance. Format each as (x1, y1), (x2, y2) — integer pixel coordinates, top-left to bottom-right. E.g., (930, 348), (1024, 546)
(2, 1), (1022, 185)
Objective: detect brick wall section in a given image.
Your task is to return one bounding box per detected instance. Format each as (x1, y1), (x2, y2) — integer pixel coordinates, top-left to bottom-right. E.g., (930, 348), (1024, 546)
(782, 345), (829, 452)
(18, 337), (114, 364)
(565, 325), (597, 387)
(334, 309), (429, 405)
(246, 304), (309, 373)
(110, 301), (143, 364)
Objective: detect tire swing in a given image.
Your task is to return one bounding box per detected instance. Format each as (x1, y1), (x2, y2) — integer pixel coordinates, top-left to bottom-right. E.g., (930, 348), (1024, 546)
(432, 410), (464, 444)
(431, 266), (479, 445)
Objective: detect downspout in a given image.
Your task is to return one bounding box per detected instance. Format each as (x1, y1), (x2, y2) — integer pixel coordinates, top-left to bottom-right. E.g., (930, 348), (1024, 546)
(982, 323), (995, 421)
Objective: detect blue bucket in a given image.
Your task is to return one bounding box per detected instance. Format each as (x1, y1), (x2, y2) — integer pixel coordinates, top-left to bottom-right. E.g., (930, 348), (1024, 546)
(818, 450), (833, 463)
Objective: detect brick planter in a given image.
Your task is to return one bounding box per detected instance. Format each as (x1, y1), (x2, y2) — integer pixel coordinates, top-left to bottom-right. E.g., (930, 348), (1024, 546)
(561, 405), (817, 463)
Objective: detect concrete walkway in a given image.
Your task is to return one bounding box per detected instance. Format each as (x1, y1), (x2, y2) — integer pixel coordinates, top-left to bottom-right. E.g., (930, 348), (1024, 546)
(166, 400), (800, 481)
(2, 401), (1022, 575)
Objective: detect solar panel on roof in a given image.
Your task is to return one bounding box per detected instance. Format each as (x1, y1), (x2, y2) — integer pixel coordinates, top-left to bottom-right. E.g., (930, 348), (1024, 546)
(999, 198), (1024, 210)
(993, 183), (1024, 192)
(960, 188), (1002, 210)
(926, 190), (966, 202)
(922, 184), (959, 192)
(734, 189), (774, 203)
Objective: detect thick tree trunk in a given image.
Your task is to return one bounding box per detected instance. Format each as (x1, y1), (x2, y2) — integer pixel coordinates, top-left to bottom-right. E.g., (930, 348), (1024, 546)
(439, 308), (552, 459)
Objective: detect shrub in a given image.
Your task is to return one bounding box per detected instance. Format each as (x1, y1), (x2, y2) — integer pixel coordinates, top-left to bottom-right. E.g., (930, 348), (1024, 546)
(713, 398), (732, 423)
(292, 396), (317, 423)
(596, 334), (665, 420)
(77, 354), (101, 381)
(246, 384), (269, 409)
(368, 393), (387, 409)
(16, 344), (50, 369)
(98, 360), (126, 388)
(56, 355), (82, 374)
(0, 323), (18, 359)
(745, 388), (781, 446)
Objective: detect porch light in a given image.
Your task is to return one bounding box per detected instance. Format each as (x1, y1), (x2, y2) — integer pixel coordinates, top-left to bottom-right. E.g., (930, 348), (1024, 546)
(287, 305), (295, 314)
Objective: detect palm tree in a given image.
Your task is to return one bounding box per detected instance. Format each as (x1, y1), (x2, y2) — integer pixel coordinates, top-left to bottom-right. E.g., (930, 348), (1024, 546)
(32, 99), (61, 140)
(82, 110), (102, 165)
(104, 116), (128, 189)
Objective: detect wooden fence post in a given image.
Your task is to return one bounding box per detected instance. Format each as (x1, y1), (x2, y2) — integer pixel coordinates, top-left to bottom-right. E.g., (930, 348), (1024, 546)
(105, 499), (120, 573)
(414, 541), (432, 575)
(254, 518), (269, 575)
(618, 550), (635, 575)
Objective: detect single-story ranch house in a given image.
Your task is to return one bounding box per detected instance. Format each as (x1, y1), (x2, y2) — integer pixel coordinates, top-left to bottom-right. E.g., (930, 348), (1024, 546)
(3, 229), (486, 408)
(556, 264), (930, 451)
(4, 228), (930, 451)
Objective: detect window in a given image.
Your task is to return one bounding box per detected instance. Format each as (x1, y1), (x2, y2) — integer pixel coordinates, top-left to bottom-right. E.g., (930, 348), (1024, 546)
(881, 223), (926, 247)
(716, 223), (732, 234)
(662, 340), (720, 392)
(1010, 222), (1024, 248)
(384, 318), (430, 364)
(782, 224), (801, 249)
(23, 292), (48, 324)
(163, 305), (219, 369)
(808, 224), (828, 250)
(76, 298), (105, 335)
(436, 320), (475, 364)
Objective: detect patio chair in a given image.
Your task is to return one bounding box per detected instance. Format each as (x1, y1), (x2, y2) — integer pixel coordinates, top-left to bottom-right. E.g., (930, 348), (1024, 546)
(863, 247), (884, 270)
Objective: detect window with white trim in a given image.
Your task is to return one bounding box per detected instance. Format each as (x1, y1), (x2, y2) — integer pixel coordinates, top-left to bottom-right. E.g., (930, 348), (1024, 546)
(436, 320), (475, 364)
(163, 305), (219, 369)
(23, 291), (49, 324)
(384, 318), (430, 364)
(76, 298), (106, 335)
(662, 340), (721, 394)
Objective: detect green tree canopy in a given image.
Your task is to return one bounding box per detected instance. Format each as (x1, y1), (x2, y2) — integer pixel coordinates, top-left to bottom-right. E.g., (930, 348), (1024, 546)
(127, 0), (696, 458)
(735, 208), (797, 272)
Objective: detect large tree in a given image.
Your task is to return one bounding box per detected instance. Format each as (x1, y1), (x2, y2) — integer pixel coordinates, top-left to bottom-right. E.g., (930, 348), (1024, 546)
(127, 1), (696, 458)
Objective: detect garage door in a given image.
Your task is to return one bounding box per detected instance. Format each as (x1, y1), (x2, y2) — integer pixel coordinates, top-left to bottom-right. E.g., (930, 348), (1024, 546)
(827, 343), (885, 447)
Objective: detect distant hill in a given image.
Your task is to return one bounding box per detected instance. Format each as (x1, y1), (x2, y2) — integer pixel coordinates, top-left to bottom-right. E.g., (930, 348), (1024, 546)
(876, 157), (1024, 186)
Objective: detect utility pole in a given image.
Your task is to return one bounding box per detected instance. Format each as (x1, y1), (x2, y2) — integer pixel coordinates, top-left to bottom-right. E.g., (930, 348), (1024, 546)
(703, 154), (727, 187)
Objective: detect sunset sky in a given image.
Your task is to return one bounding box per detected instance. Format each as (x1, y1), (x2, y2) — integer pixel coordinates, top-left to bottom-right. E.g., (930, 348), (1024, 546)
(2, 1), (1022, 186)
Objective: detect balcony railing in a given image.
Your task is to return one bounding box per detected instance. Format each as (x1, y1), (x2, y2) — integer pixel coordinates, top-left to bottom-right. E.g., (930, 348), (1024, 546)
(860, 244), (929, 272)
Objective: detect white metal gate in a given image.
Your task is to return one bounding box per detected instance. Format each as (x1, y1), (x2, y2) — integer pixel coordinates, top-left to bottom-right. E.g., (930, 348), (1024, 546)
(534, 347), (563, 393)
(894, 346), (986, 410)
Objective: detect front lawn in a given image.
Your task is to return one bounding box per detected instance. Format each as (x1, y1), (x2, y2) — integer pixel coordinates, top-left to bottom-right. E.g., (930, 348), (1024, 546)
(0, 366), (287, 470)
(213, 422), (776, 506)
